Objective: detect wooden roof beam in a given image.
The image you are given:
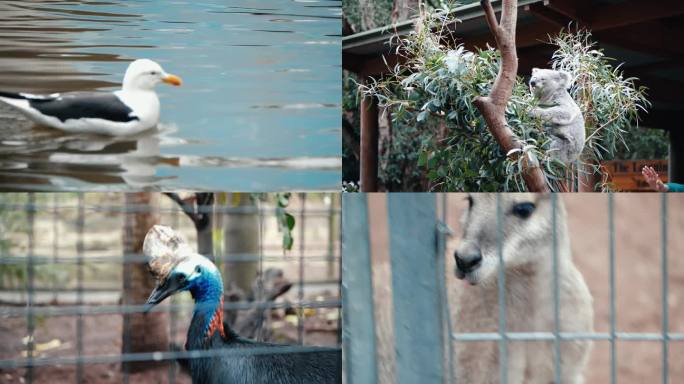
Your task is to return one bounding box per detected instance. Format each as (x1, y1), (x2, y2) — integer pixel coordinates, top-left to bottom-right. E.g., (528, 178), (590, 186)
(464, 19), (561, 52)
(548, 0), (684, 31)
(587, 0), (684, 31)
(595, 21), (684, 59)
(545, 0), (590, 21)
(524, 2), (574, 28)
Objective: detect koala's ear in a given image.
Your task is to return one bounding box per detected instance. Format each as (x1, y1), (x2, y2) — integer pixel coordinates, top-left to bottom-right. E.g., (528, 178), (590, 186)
(532, 67), (540, 73)
(558, 71), (572, 88)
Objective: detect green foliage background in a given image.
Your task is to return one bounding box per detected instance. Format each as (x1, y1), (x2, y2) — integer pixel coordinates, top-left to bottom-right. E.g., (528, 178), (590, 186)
(342, 2), (669, 191)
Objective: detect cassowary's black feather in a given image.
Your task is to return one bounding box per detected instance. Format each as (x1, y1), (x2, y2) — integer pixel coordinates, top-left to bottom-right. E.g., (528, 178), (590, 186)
(185, 313), (341, 384)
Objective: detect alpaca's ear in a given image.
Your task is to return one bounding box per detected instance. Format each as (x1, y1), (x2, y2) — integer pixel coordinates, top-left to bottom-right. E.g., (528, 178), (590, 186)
(558, 71), (572, 89)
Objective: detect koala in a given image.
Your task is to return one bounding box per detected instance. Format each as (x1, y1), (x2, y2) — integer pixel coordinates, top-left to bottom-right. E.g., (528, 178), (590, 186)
(528, 68), (585, 164)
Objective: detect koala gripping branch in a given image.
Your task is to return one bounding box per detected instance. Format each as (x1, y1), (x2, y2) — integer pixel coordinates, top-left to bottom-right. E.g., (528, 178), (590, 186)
(474, 0), (549, 192)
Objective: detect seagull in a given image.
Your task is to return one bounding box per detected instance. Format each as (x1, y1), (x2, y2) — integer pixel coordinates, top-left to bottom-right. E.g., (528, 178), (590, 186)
(0, 59), (182, 136)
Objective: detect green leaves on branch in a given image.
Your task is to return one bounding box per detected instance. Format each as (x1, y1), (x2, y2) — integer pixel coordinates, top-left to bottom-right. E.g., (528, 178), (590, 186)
(252, 192), (296, 252)
(359, 5), (651, 191)
(549, 29), (652, 173)
(275, 193), (295, 251)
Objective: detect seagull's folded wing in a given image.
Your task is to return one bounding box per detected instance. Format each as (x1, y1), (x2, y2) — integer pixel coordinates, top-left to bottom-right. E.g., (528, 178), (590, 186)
(29, 92), (139, 123)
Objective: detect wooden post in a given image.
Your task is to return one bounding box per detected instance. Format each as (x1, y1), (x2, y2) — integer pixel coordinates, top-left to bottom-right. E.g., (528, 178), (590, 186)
(360, 82), (379, 192)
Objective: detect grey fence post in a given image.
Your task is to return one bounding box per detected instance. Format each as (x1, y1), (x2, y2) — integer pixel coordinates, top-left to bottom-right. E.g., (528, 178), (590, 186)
(388, 194), (444, 383)
(342, 194), (378, 384)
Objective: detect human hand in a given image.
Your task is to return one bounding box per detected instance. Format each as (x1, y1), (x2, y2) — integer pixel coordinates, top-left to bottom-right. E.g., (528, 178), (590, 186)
(641, 166), (669, 192)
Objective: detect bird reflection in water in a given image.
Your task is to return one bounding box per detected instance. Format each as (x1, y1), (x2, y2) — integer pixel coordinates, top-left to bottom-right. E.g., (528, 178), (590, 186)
(0, 122), (182, 190)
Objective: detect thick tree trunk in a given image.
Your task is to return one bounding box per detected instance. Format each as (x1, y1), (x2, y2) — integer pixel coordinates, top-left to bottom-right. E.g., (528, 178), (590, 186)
(194, 193), (214, 257)
(473, 0), (549, 192)
(358, 0), (378, 31)
(121, 193), (168, 373)
(392, 0), (419, 24)
(223, 193), (259, 297)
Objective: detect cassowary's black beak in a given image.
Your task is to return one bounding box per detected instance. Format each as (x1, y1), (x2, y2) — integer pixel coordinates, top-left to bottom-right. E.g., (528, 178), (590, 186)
(144, 276), (182, 313)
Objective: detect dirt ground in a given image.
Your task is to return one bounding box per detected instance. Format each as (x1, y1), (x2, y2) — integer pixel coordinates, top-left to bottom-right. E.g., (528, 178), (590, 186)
(367, 194), (684, 383)
(0, 299), (340, 383)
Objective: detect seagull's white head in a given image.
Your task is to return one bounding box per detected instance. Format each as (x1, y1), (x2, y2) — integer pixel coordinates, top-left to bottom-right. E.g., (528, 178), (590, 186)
(122, 59), (182, 92)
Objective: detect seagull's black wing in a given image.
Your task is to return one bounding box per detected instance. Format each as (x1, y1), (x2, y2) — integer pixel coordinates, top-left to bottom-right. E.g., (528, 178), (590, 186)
(29, 93), (139, 123)
(0, 91), (138, 123)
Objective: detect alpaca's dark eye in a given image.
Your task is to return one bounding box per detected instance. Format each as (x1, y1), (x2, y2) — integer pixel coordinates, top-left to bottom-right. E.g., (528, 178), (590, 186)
(512, 202), (535, 219)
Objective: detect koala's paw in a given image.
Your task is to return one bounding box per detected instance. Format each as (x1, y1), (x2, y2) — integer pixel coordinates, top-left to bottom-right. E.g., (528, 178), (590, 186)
(529, 107), (542, 119)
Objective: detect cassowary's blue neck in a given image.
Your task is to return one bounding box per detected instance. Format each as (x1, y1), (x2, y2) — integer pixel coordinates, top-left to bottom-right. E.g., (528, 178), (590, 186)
(188, 272), (225, 341)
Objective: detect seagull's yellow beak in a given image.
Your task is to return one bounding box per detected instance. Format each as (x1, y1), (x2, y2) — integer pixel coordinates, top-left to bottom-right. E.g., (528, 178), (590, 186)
(162, 73), (182, 86)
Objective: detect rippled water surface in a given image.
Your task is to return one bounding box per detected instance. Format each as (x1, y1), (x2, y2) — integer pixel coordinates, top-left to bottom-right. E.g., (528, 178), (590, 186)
(0, 0), (341, 191)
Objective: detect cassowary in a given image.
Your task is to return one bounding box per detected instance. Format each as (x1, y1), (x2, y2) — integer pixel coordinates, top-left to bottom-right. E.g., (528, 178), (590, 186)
(143, 225), (341, 384)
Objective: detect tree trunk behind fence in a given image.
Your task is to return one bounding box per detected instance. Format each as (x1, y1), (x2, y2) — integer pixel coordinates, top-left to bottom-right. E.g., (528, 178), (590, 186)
(391, 0), (419, 24)
(223, 193), (259, 297)
(121, 192), (168, 373)
(195, 193), (214, 257)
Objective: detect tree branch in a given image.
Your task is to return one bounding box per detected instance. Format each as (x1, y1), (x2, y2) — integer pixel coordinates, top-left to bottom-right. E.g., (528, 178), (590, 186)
(474, 0), (549, 192)
(481, 0), (500, 33)
(164, 193), (214, 230)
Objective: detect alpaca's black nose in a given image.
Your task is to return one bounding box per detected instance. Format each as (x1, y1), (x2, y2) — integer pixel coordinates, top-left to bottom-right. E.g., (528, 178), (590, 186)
(454, 250), (482, 273)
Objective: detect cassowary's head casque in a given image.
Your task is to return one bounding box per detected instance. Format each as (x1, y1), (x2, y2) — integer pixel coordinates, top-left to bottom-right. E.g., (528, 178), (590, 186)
(143, 225), (222, 312)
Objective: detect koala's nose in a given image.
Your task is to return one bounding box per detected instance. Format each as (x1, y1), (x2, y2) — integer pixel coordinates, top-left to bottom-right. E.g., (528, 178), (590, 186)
(454, 249), (483, 273)
(529, 80), (537, 87)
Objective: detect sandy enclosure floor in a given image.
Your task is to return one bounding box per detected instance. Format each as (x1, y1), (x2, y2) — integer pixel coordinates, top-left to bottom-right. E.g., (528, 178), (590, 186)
(368, 194), (684, 383)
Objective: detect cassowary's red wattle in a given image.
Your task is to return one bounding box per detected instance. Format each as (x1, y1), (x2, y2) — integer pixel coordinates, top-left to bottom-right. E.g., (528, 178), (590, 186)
(206, 296), (225, 339)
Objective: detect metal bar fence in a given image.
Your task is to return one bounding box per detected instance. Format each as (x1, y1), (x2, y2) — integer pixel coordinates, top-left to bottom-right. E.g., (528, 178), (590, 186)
(341, 194), (378, 384)
(387, 194), (444, 383)
(609, 193), (617, 384)
(496, 194), (507, 384)
(0, 193), (341, 383)
(342, 193), (682, 383)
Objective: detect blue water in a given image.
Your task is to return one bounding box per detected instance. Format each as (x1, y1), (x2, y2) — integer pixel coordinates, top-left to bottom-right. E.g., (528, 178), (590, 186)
(0, 0), (341, 191)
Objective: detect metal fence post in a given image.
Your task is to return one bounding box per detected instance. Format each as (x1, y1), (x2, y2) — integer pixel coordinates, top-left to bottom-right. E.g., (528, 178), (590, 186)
(609, 194), (617, 384)
(341, 194), (378, 384)
(661, 194), (669, 384)
(387, 194), (444, 383)
(25, 193), (35, 384)
(496, 195), (508, 384)
(551, 194), (561, 383)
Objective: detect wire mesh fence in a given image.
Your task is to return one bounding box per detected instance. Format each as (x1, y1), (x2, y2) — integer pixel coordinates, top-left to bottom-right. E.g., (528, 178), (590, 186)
(0, 192), (341, 383)
(342, 193), (684, 384)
